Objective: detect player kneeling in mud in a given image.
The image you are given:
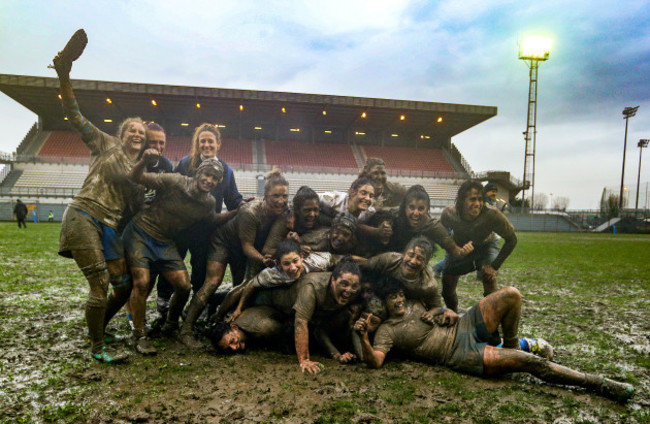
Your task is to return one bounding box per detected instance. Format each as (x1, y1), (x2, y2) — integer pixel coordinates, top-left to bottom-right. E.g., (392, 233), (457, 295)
(354, 282), (634, 402)
(123, 150), (235, 355)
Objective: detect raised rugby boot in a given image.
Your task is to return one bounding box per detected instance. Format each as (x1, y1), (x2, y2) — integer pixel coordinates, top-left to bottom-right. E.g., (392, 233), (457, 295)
(51, 29), (88, 81)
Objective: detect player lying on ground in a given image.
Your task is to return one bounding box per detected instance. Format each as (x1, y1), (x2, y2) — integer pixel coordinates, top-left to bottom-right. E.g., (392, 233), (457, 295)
(354, 282), (634, 402)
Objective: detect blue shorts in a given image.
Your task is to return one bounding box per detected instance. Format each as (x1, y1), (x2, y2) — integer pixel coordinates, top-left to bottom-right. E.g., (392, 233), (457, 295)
(445, 304), (500, 376)
(442, 239), (500, 276)
(58, 207), (124, 260)
(122, 221), (186, 273)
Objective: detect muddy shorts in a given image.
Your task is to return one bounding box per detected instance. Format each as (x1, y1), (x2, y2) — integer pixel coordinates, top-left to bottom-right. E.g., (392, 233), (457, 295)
(206, 232), (247, 272)
(122, 221), (186, 272)
(444, 304), (499, 376)
(443, 239), (499, 276)
(59, 207), (124, 260)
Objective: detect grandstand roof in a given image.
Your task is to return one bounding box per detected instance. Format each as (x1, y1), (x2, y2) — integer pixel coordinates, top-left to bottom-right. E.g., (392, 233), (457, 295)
(0, 74), (496, 145)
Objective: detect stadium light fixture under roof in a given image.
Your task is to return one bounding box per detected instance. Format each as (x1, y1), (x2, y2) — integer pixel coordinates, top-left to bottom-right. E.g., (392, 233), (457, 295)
(106, 98), (112, 104)
(281, 107), (286, 113)
(180, 122), (189, 126)
(239, 104), (244, 111)
(518, 36), (552, 61)
(361, 111), (367, 118)
(436, 117), (443, 123)
(104, 119), (112, 123)
(151, 99), (157, 106)
(196, 103), (201, 109)
(400, 115), (405, 121)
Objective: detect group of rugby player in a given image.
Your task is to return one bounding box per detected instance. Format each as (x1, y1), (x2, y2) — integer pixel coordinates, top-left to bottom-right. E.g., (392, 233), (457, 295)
(51, 30), (633, 402)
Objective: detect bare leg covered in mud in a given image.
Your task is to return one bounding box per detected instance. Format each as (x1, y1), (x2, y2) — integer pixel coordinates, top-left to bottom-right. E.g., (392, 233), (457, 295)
(442, 274), (460, 312)
(479, 287), (521, 348)
(483, 346), (634, 402)
(180, 260), (227, 348)
(72, 249), (128, 363)
(130, 267), (191, 354)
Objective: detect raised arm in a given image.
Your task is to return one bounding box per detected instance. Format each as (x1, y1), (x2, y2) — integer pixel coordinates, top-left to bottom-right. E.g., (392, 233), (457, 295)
(129, 148), (160, 185)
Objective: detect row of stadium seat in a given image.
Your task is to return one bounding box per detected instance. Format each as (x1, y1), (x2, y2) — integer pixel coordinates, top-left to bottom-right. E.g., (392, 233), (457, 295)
(9, 165), (461, 206)
(36, 131), (457, 175)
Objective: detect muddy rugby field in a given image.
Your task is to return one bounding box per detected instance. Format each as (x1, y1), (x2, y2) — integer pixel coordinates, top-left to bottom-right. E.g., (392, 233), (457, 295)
(0, 223), (648, 423)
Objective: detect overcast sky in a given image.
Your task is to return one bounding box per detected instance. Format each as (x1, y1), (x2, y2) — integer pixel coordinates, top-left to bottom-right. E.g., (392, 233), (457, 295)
(1, 0), (649, 209)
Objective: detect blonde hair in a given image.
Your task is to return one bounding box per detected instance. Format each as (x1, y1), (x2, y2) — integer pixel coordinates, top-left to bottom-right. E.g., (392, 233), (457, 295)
(117, 117), (145, 142)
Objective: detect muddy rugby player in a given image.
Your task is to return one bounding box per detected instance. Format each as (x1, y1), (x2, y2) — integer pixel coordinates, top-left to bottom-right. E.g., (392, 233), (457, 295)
(440, 180), (518, 312)
(354, 281), (634, 402)
(123, 152), (235, 355)
(179, 169), (290, 348)
(53, 29), (146, 363)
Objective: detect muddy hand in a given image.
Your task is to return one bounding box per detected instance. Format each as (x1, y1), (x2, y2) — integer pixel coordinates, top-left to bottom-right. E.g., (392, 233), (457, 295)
(336, 352), (356, 364)
(459, 241), (474, 256)
(353, 316), (370, 335)
(420, 310), (436, 325)
(143, 148), (160, 164)
(300, 360), (324, 375)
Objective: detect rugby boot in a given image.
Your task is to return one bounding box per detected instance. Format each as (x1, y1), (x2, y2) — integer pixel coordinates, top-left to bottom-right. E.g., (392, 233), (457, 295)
(51, 29), (88, 81)
(598, 378), (634, 403)
(179, 297), (206, 349)
(133, 328), (157, 355)
(521, 337), (554, 361)
(92, 346), (129, 364)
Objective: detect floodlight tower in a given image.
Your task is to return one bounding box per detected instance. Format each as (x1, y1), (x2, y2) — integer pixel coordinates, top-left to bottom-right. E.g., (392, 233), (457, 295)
(519, 36), (551, 210)
(635, 138), (649, 215)
(619, 106), (640, 211)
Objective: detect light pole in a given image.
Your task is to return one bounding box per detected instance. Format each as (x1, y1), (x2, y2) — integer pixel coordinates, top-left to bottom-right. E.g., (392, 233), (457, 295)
(635, 139), (649, 216)
(519, 36), (551, 211)
(619, 106), (639, 212)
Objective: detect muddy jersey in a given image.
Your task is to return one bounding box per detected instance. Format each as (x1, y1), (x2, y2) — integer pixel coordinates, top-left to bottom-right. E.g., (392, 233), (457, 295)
(133, 173), (217, 242)
(234, 306), (286, 340)
(375, 181), (407, 209)
(440, 205), (517, 270)
(363, 252), (441, 310)
(293, 272), (350, 323)
(215, 199), (285, 251)
(319, 191), (375, 223)
(373, 300), (456, 365)
(388, 215), (456, 254)
(68, 123), (139, 229)
(252, 252), (337, 289)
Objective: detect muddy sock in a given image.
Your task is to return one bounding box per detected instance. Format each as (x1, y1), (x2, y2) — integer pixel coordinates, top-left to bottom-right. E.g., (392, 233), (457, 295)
(86, 300), (107, 354)
(442, 275), (459, 312)
(103, 292), (129, 329)
(167, 288), (190, 326)
(181, 296), (206, 336)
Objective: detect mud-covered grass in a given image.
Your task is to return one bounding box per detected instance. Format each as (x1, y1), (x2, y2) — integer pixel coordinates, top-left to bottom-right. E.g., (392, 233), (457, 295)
(0, 222), (648, 423)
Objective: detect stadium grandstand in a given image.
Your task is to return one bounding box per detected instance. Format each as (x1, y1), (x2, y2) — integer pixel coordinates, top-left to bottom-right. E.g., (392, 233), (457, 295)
(0, 73), (524, 222)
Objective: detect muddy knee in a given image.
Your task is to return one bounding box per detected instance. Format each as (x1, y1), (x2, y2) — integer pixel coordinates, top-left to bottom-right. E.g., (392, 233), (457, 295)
(81, 260), (110, 297)
(500, 286), (521, 305)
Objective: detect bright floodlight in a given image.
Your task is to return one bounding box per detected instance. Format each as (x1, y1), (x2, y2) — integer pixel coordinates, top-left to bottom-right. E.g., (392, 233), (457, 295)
(519, 36), (552, 61)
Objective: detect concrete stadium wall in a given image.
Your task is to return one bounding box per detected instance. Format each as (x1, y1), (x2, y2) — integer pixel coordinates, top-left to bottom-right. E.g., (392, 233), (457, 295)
(507, 213), (581, 232)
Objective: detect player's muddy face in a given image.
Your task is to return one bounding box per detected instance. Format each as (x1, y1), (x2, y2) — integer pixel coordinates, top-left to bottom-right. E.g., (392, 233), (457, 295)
(385, 290), (406, 317)
(463, 188), (483, 220)
(198, 131), (220, 158)
(297, 199), (319, 229)
(218, 327), (246, 352)
(401, 246), (426, 279)
(330, 226), (353, 251)
(360, 281), (375, 301)
(406, 199), (428, 228)
(146, 130), (166, 154)
(349, 184), (374, 213)
(122, 122), (146, 155)
(264, 185), (289, 215)
(279, 252), (304, 279)
(197, 174), (217, 192)
(330, 272), (360, 305)
(368, 165), (387, 193)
